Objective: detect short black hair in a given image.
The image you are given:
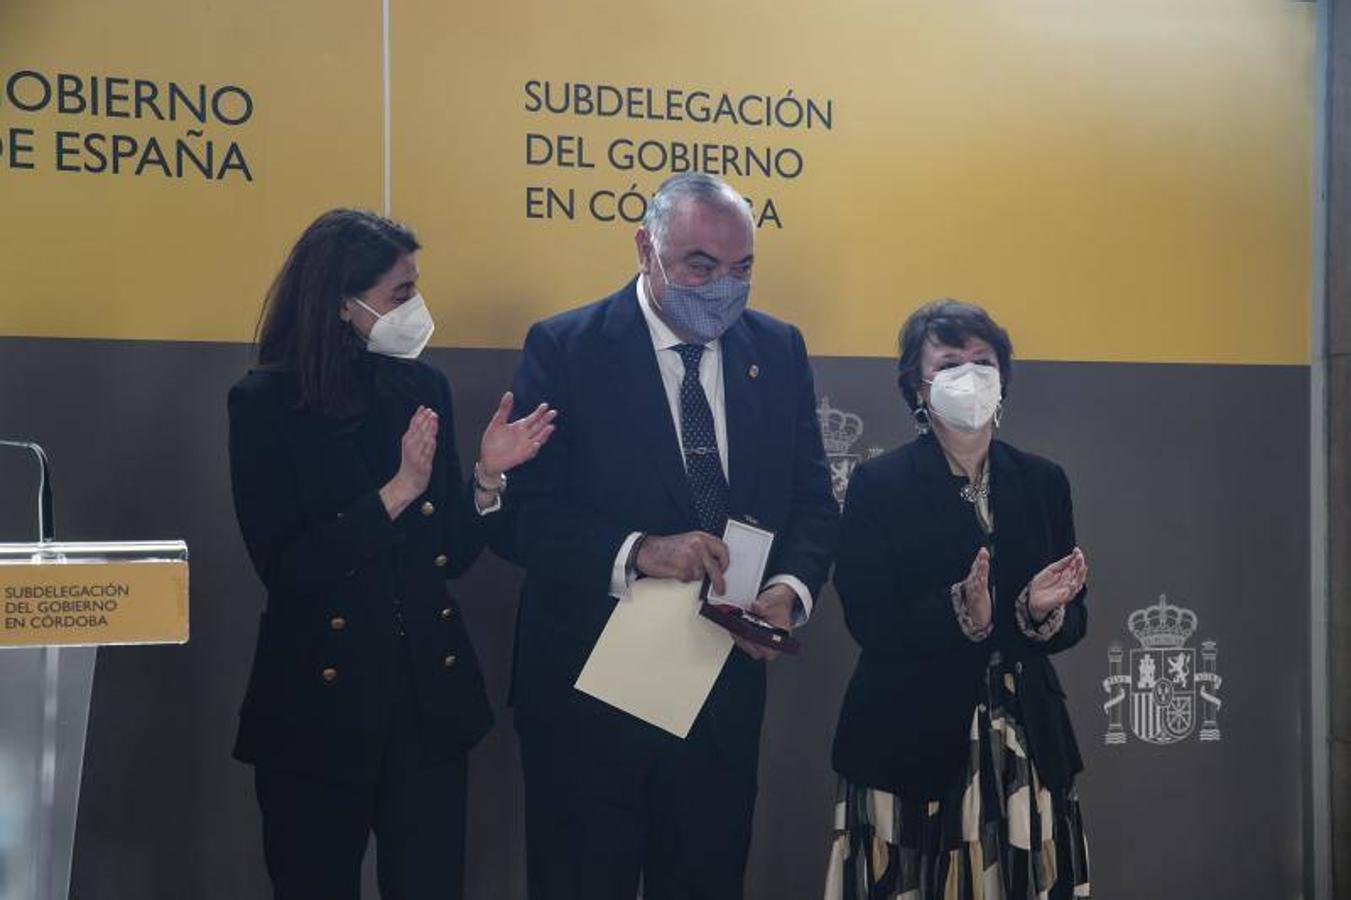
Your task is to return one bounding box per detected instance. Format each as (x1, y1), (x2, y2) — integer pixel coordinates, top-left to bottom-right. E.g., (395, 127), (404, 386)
(896, 299), (1013, 411)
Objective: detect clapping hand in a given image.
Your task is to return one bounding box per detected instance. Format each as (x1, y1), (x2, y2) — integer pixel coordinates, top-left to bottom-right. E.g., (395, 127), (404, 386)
(380, 406), (440, 518)
(478, 392), (557, 479)
(962, 547), (993, 631)
(1027, 548), (1088, 619)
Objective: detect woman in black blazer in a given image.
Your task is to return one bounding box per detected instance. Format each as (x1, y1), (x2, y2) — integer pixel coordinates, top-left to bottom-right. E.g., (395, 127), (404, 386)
(825, 300), (1091, 900)
(228, 209), (554, 900)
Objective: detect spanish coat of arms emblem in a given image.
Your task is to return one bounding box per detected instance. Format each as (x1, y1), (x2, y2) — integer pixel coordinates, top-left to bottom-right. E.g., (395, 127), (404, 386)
(1103, 595), (1222, 746)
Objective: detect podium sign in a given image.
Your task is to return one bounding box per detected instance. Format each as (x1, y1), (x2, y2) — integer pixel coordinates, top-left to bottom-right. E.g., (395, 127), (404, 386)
(1, 552), (189, 648)
(0, 540), (188, 900)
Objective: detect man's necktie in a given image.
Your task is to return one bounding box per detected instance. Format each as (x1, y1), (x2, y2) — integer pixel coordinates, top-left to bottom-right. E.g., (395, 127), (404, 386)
(673, 343), (730, 535)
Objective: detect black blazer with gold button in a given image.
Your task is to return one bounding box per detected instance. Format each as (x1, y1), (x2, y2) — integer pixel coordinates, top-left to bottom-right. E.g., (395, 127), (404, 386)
(227, 355), (496, 784)
(830, 432), (1087, 800)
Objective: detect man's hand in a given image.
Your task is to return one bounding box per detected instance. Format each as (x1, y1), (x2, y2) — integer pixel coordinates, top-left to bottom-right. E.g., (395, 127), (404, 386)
(636, 532), (730, 595)
(734, 583), (798, 662)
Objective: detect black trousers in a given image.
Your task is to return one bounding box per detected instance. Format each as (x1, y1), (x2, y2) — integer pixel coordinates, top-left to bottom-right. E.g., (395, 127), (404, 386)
(253, 647), (468, 900)
(517, 692), (759, 900)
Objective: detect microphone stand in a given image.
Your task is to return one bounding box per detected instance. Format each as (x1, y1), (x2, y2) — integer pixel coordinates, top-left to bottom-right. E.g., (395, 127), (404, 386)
(0, 439), (54, 542)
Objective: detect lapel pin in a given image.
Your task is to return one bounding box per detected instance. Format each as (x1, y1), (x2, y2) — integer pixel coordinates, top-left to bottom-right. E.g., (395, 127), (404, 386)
(748, 364), (759, 379)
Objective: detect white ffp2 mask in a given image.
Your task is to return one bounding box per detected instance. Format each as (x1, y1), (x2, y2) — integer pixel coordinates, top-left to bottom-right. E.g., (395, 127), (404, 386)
(926, 362), (1001, 432)
(353, 293), (435, 359)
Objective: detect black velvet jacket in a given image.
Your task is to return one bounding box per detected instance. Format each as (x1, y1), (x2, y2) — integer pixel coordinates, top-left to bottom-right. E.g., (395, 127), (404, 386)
(831, 432), (1087, 799)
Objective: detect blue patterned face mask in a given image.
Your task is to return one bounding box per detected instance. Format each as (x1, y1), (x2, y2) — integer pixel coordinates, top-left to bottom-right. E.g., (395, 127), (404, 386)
(651, 248), (751, 344)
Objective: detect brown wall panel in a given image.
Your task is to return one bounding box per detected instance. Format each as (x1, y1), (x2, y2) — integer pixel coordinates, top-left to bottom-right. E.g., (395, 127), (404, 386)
(0, 337), (1310, 898)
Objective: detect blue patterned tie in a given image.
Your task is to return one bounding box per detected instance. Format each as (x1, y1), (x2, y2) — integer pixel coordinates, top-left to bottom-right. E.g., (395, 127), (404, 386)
(673, 344), (730, 534)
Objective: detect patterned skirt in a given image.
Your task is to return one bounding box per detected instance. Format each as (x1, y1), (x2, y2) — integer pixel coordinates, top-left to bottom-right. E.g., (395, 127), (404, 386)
(824, 656), (1090, 900)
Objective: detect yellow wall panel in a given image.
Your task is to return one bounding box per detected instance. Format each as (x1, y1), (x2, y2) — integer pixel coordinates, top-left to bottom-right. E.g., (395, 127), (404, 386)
(392, 0), (1314, 364)
(0, 1), (1315, 364)
(0, 0), (383, 342)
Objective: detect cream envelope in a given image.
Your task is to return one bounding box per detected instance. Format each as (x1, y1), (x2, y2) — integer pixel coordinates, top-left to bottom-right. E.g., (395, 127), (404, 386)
(575, 578), (734, 738)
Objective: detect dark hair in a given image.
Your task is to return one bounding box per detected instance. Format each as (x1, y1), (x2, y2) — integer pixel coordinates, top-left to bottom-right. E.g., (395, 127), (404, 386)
(255, 209), (420, 416)
(896, 299), (1013, 411)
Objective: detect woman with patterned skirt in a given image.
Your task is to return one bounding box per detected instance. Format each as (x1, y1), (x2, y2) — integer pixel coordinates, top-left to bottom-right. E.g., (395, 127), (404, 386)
(825, 300), (1091, 899)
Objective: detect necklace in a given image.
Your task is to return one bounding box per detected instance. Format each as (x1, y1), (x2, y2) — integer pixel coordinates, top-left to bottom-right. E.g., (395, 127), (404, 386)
(936, 439), (991, 505)
(960, 467), (990, 504)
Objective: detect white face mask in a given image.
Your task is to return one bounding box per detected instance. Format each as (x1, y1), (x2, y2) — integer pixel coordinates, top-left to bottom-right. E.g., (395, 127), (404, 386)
(352, 293), (435, 359)
(925, 362), (1002, 432)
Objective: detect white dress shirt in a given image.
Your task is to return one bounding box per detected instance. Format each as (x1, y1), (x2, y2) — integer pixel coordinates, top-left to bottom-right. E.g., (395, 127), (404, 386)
(608, 275), (814, 624)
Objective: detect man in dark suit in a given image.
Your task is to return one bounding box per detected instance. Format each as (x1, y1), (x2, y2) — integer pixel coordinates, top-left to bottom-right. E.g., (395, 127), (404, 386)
(504, 173), (839, 899)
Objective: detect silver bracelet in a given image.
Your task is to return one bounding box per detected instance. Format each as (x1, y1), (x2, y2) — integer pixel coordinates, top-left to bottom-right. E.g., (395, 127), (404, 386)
(473, 462), (507, 494)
